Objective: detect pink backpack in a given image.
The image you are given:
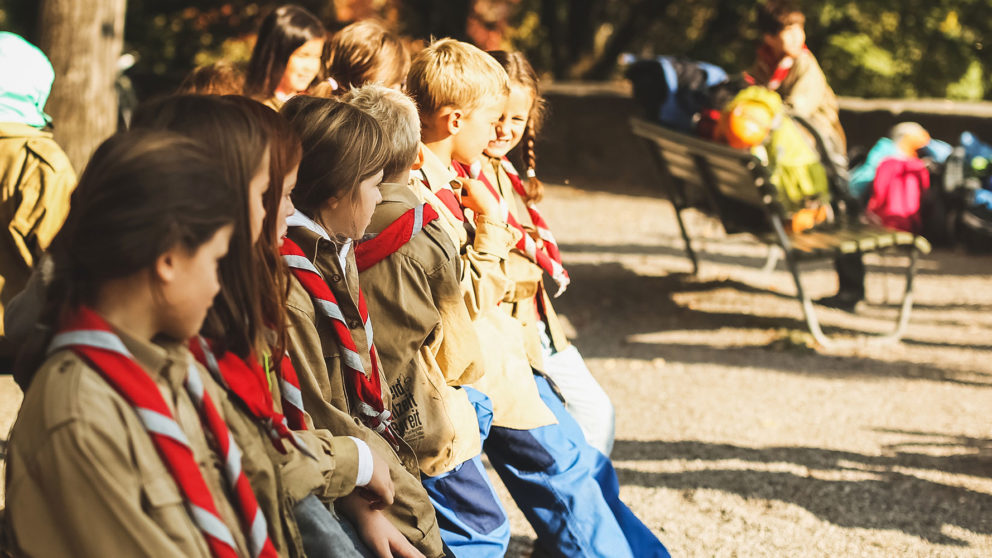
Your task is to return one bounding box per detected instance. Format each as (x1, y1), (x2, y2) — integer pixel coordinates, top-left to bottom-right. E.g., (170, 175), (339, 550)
(867, 157), (930, 233)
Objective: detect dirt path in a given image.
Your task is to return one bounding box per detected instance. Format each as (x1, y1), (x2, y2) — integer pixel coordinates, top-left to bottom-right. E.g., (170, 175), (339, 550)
(2, 182), (991, 557)
(494, 183), (992, 557)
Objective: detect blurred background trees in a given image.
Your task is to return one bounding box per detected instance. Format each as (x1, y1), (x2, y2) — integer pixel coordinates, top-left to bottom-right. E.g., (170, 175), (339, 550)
(2, 0), (989, 100)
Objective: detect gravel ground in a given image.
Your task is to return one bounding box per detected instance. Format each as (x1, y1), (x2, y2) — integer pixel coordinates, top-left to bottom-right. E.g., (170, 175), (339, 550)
(2, 182), (991, 557)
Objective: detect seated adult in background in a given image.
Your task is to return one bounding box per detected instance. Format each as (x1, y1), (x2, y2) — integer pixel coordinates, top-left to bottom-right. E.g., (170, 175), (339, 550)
(745, 0), (847, 171)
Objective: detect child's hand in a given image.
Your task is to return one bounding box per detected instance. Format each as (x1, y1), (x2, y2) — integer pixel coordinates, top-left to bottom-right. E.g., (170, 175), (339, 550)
(357, 447), (395, 510)
(457, 177), (500, 218)
(338, 493), (425, 558)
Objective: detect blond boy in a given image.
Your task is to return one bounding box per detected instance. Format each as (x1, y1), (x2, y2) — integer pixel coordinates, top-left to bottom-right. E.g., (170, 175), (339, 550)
(405, 39), (658, 557)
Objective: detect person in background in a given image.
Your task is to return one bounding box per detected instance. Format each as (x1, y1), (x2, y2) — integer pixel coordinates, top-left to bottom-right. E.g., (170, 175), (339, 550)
(312, 19), (410, 96)
(0, 32), (75, 362)
(244, 4), (326, 110)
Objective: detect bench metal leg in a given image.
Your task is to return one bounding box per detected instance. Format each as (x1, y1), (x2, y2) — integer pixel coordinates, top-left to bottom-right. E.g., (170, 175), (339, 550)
(784, 247), (920, 348)
(761, 246), (780, 273)
(671, 203), (699, 275)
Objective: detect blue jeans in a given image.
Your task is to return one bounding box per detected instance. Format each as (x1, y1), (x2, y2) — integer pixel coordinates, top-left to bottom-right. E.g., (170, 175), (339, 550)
(534, 376), (670, 558)
(421, 387), (510, 557)
(293, 493), (372, 558)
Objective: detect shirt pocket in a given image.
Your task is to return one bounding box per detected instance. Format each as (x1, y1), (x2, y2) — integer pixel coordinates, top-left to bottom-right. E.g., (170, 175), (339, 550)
(141, 473), (201, 546)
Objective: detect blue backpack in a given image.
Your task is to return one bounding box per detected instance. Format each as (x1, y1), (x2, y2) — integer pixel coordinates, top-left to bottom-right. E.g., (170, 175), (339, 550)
(625, 56), (728, 132)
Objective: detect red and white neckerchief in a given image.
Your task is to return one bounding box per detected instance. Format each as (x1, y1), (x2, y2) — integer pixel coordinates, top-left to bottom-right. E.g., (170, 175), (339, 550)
(417, 169), (465, 222)
(49, 307), (276, 558)
(354, 203), (440, 272)
(280, 235), (399, 448)
(758, 44), (809, 91)
(454, 159), (570, 296)
(276, 354), (308, 432)
(189, 337), (315, 460)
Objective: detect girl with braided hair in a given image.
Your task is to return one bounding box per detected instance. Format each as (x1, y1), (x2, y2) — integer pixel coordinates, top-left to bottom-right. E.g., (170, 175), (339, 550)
(477, 50), (617, 457)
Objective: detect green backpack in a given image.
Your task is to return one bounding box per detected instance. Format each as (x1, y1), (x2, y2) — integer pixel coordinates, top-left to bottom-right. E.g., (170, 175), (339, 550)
(726, 86), (831, 215)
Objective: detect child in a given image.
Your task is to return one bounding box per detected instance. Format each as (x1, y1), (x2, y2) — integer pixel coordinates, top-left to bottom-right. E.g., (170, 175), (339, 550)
(314, 19), (410, 95)
(178, 61), (246, 95)
(477, 50), (616, 457)
(464, 50), (671, 557)
(344, 83), (512, 556)
(4, 129), (251, 556)
(0, 32), (75, 344)
(279, 96), (445, 558)
(409, 38), (669, 557)
(131, 94), (407, 558)
(244, 4), (325, 109)
(745, 0), (846, 167)
(746, 0), (862, 311)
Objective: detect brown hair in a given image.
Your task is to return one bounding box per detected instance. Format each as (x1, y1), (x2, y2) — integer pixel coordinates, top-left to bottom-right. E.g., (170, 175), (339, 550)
(406, 37), (509, 117)
(222, 95), (302, 362)
(131, 95), (270, 359)
(244, 4), (326, 99)
(756, 0), (805, 36)
(178, 62), (245, 95)
(15, 130), (235, 387)
(280, 95), (388, 234)
(323, 20), (410, 93)
(488, 50), (546, 203)
(342, 84), (419, 182)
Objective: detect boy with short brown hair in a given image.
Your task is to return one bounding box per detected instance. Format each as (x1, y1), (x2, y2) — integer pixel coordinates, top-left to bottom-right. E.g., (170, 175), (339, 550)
(345, 83), (512, 555)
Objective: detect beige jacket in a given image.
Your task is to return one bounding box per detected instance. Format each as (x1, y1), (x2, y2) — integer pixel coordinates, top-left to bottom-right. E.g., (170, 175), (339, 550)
(417, 147), (556, 430)
(359, 181), (485, 477)
(283, 222), (444, 558)
(747, 48), (847, 156)
(480, 158), (571, 365)
(4, 330), (251, 557)
(0, 123), (75, 336)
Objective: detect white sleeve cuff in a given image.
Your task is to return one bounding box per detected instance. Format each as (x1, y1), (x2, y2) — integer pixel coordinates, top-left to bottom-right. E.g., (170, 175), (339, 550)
(349, 437), (374, 487)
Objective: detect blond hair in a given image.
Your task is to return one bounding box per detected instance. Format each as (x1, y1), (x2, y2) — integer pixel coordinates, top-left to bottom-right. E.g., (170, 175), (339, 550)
(405, 38), (509, 117)
(343, 84), (420, 182)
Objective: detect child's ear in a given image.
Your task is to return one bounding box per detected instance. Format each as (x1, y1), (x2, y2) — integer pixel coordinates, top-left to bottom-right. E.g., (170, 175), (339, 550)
(446, 108), (463, 136)
(411, 145), (425, 171)
(154, 249), (178, 284)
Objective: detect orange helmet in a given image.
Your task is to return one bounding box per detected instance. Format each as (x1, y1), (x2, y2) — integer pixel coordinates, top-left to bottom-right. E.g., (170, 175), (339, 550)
(721, 100), (774, 149)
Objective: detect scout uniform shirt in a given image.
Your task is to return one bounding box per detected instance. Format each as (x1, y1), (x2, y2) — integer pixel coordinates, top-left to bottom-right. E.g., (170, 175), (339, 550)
(417, 146), (556, 430)
(4, 329), (251, 558)
(480, 157), (571, 371)
(282, 213), (444, 558)
(208, 349), (364, 558)
(0, 122), (75, 336)
(358, 181), (485, 477)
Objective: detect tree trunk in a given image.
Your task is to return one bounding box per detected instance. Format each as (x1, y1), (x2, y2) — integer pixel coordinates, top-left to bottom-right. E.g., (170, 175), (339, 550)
(38, 0), (126, 173)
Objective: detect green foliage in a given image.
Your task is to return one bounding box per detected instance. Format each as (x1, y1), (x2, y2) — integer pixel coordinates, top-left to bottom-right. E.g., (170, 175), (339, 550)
(12, 0), (992, 100)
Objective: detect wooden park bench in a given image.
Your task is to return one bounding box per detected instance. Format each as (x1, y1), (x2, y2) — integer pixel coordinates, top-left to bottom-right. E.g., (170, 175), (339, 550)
(630, 117), (931, 347)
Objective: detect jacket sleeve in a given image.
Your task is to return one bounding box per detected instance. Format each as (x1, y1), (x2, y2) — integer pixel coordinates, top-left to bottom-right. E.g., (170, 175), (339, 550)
(11, 420), (192, 557)
(782, 53), (830, 120)
(459, 214), (519, 320)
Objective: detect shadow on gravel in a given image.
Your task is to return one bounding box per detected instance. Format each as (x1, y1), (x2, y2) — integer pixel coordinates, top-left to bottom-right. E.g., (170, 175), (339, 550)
(612, 438), (992, 545)
(555, 263), (991, 387)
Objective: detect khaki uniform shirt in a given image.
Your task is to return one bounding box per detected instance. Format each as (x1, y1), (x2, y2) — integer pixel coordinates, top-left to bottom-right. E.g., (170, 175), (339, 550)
(748, 49), (847, 157)
(481, 158), (571, 366)
(0, 123), (75, 336)
(4, 329), (250, 558)
(283, 222), (444, 558)
(359, 181), (485, 477)
(417, 147), (556, 430)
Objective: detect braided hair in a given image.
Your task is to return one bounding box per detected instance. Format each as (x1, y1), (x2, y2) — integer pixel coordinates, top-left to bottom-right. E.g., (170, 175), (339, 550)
(487, 50), (546, 203)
